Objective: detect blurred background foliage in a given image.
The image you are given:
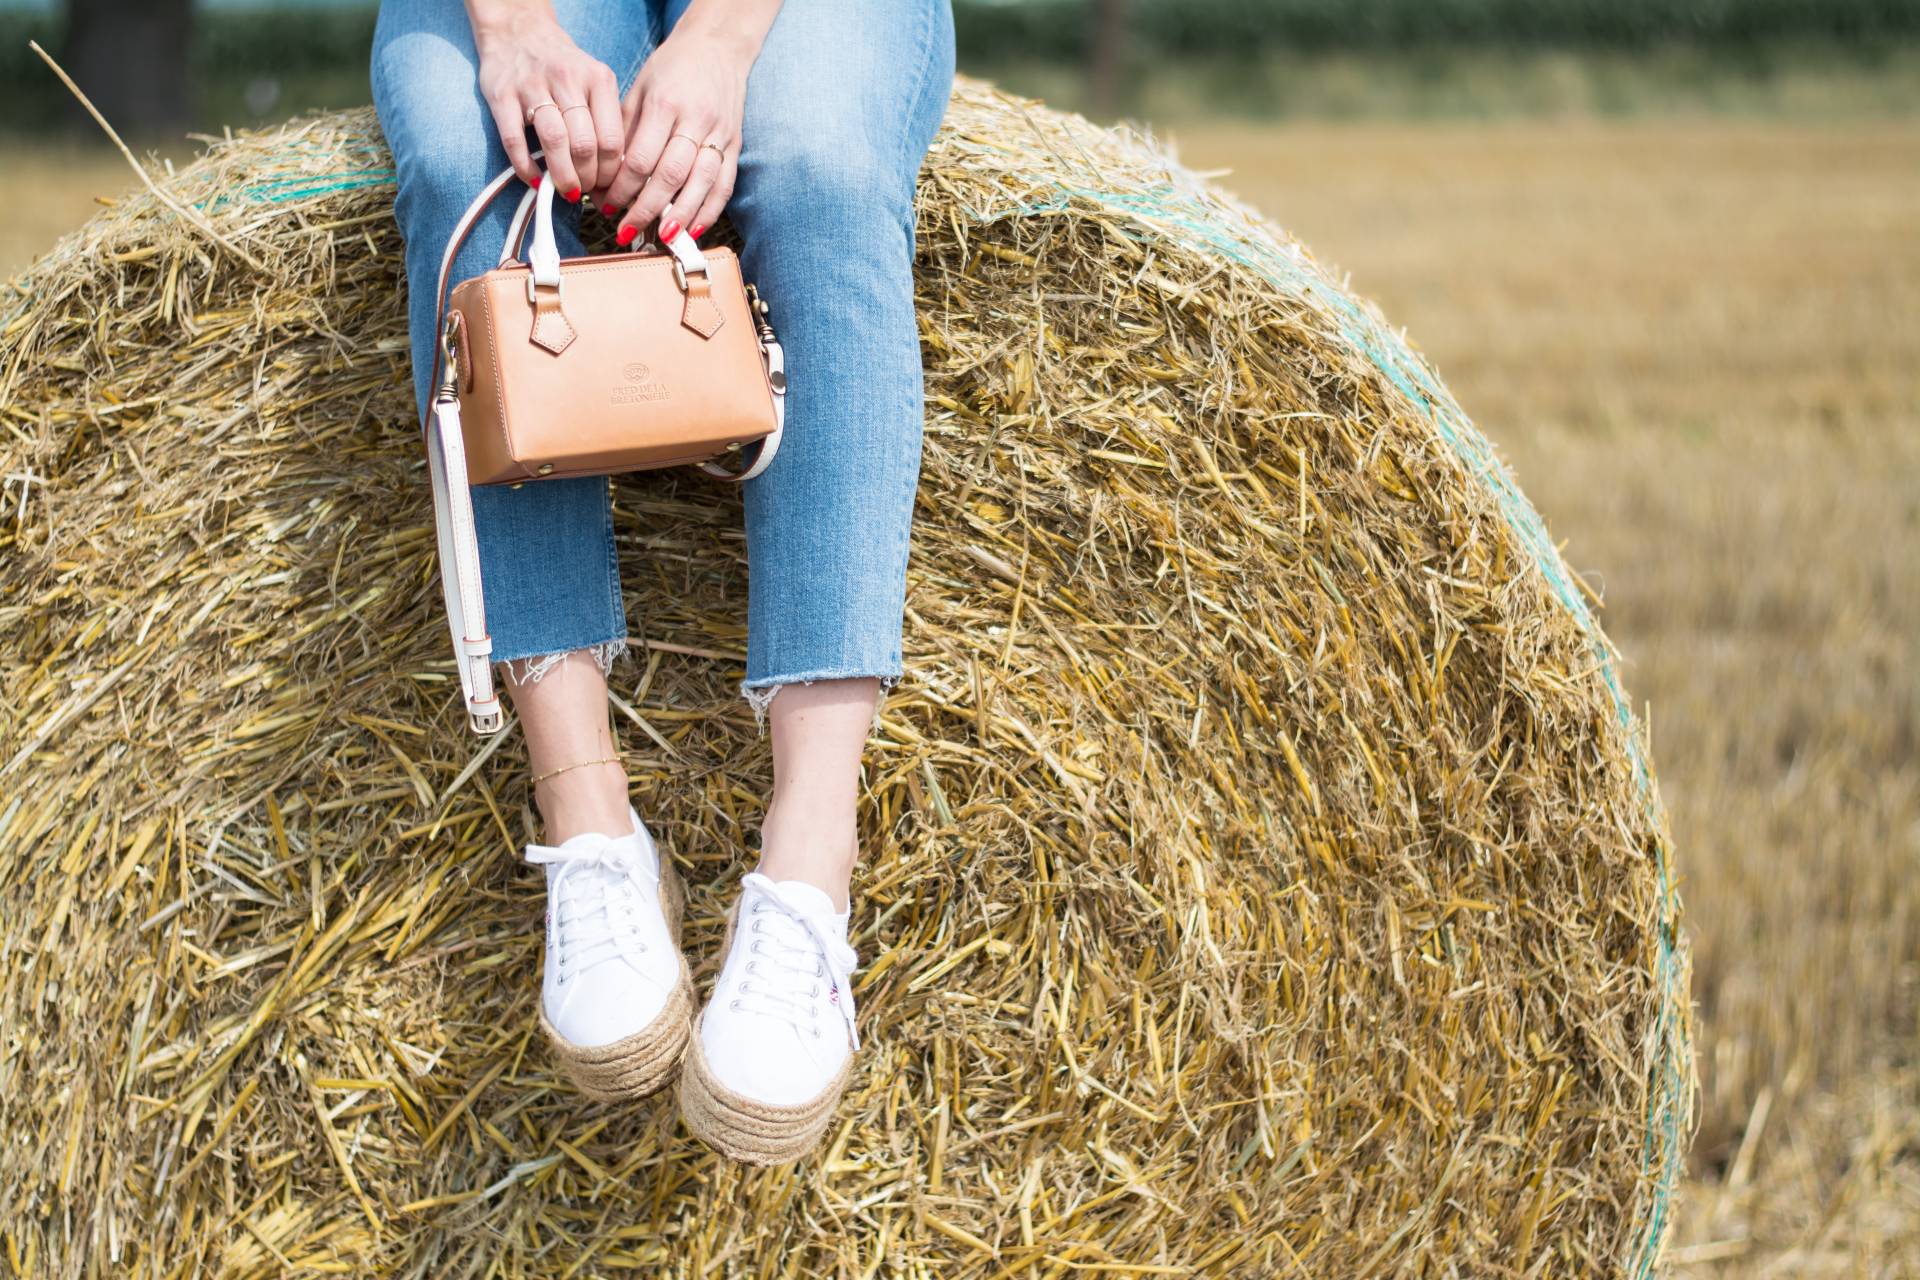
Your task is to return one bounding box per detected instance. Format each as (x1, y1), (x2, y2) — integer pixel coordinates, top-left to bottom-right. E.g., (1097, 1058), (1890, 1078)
(2, 0), (1919, 135)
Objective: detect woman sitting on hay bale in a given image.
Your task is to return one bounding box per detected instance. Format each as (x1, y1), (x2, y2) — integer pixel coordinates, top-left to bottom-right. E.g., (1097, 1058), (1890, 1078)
(371, 0), (955, 1162)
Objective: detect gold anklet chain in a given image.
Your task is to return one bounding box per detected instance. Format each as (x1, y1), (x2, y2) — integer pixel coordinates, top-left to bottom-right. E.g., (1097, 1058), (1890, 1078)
(529, 755), (623, 787)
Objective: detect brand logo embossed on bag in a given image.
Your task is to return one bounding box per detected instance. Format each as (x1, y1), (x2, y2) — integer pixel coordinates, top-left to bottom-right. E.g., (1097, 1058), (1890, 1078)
(613, 360), (670, 404)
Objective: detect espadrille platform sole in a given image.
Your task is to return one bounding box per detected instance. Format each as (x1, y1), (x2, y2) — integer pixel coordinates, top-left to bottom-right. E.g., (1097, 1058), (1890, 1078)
(678, 1012), (851, 1164)
(540, 854), (693, 1103)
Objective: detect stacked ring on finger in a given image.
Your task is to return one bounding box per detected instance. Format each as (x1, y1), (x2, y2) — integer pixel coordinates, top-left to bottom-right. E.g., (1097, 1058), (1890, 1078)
(525, 100), (559, 125)
(668, 132), (725, 160)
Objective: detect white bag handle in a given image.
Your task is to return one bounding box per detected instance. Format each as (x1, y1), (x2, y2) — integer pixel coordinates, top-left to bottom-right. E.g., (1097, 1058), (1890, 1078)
(423, 154), (787, 734)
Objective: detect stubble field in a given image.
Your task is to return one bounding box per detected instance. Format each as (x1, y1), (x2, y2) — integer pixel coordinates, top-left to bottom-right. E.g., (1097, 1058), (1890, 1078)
(1171, 119), (1920, 1276)
(5, 114), (1917, 1275)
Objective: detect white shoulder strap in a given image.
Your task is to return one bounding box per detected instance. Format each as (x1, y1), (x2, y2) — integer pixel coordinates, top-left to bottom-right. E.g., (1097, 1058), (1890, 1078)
(424, 157), (545, 735)
(427, 371), (502, 734)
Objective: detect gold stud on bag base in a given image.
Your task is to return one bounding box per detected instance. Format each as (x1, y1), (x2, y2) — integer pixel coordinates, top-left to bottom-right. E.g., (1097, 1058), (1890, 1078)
(421, 152), (788, 734)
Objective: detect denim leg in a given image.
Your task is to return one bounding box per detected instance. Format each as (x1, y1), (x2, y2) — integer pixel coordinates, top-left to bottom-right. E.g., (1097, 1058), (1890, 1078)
(661, 0), (956, 731)
(371, 0), (660, 684)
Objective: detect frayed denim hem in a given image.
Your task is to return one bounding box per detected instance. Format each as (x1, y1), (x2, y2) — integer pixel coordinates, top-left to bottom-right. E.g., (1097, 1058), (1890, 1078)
(740, 670), (902, 738)
(500, 636), (628, 689)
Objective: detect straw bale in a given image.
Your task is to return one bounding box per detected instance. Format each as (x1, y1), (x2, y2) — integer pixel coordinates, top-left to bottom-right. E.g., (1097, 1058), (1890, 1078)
(0, 78), (1692, 1277)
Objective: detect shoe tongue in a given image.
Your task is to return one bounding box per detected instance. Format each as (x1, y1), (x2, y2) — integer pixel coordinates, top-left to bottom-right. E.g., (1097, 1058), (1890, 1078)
(761, 877), (839, 926)
(555, 823), (650, 871)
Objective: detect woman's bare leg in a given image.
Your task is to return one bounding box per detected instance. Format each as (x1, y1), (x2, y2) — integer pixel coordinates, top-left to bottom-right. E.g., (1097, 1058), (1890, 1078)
(502, 655), (631, 843)
(753, 677), (877, 912)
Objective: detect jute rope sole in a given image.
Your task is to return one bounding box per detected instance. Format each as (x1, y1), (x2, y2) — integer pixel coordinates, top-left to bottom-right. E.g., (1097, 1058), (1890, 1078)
(538, 852), (694, 1103)
(677, 900), (854, 1164)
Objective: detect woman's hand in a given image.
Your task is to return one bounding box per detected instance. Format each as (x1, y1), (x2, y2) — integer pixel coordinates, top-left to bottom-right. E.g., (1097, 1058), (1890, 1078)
(468, 2), (625, 201)
(599, 28), (752, 247)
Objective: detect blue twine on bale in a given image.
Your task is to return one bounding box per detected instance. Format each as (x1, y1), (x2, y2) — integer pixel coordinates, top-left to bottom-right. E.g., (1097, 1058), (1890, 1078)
(1007, 177), (1688, 1280)
(197, 168), (397, 211)
(190, 138), (398, 211)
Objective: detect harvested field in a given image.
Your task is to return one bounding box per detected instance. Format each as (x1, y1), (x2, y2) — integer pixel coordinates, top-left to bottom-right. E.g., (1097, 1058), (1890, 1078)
(1170, 120), (1920, 1276)
(0, 78), (1691, 1273)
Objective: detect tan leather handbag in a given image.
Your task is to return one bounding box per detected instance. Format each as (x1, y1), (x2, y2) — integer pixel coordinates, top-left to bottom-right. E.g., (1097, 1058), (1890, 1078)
(423, 156), (787, 734)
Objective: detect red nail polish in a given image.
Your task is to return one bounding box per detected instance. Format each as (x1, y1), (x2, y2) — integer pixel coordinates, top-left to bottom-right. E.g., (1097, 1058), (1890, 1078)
(689, 223), (705, 239)
(531, 174), (542, 188)
(601, 202), (616, 217)
(660, 219), (680, 242)
(616, 225), (638, 247)
(565, 187), (581, 203)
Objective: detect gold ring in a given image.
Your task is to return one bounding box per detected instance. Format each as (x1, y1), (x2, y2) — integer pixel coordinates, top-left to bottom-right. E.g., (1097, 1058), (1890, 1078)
(699, 141), (725, 157)
(561, 103), (591, 115)
(670, 132), (700, 147)
(524, 100), (559, 124)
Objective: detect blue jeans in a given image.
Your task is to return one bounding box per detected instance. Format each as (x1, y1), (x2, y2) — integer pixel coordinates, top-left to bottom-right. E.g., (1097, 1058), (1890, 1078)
(370, 0), (954, 727)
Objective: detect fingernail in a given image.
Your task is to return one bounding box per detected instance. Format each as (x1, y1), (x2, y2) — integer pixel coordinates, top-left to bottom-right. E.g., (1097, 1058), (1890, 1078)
(601, 202), (616, 217)
(531, 174), (542, 188)
(616, 225), (638, 247)
(689, 223), (705, 238)
(660, 219), (680, 242)
(565, 187), (581, 203)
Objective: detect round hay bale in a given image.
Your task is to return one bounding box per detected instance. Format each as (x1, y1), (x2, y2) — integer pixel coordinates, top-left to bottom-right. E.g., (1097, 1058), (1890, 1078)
(0, 79), (1692, 1276)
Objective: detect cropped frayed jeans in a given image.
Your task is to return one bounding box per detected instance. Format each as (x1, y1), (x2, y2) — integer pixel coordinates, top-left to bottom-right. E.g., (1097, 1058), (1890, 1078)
(370, 0), (954, 728)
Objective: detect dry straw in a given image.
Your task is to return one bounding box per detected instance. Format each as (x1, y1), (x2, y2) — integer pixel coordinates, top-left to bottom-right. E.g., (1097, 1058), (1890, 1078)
(0, 78), (1693, 1277)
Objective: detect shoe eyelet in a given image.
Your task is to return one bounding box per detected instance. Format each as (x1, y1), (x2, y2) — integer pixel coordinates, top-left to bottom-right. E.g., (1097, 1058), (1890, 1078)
(746, 960), (759, 975)
(730, 999), (743, 1011)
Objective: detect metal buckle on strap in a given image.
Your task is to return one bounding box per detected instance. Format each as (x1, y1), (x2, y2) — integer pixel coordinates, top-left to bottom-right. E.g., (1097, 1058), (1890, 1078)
(672, 259), (708, 294)
(438, 315), (461, 394)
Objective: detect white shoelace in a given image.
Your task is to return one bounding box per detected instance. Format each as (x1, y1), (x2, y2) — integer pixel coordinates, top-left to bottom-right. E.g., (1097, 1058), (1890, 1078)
(526, 836), (655, 985)
(732, 872), (861, 1049)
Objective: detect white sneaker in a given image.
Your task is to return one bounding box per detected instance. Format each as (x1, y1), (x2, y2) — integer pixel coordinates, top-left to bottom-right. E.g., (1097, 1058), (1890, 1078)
(525, 806), (692, 1101)
(679, 871), (861, 1162)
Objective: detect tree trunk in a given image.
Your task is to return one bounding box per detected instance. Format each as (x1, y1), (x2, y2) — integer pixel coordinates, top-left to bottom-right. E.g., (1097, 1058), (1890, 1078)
(60, 0), (195, 136)
(1087, 0), (1130, 118)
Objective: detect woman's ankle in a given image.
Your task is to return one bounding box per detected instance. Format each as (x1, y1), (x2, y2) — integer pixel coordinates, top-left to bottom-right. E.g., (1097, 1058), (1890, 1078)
(755, 794), (857, 911)
(534, 761), (632, 843)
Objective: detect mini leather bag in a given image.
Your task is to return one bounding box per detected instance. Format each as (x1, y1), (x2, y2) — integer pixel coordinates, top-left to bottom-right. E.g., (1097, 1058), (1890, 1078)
(424, 157), (786, 734)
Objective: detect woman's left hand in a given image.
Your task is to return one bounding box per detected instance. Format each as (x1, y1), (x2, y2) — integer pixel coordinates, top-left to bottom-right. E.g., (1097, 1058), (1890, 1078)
(599, 27), (754, 247)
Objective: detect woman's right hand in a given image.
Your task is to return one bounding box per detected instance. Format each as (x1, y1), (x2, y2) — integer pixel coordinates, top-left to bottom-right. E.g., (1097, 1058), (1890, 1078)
(469, 4), (625, 201)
